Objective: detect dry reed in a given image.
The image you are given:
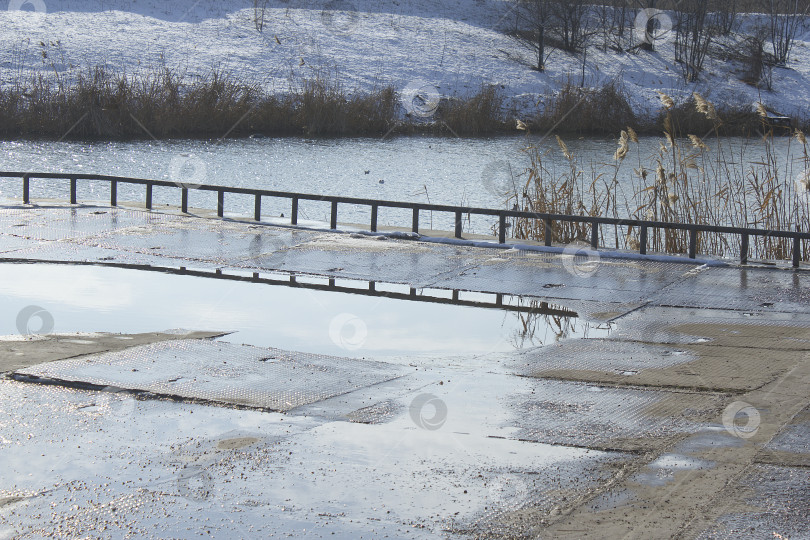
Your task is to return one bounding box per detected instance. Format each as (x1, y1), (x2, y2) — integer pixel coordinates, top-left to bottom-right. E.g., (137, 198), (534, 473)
(512, 93), (810, 263)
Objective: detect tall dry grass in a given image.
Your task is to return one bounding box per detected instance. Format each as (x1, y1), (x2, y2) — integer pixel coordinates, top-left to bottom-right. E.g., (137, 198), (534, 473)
(530, 80), (638, 136)
(511, 93), (810, 262)
(0, 66), (405, 139)
(0, 65), (514, 139)
(3, 62), (794, 139)
(438, 85), (508, 136)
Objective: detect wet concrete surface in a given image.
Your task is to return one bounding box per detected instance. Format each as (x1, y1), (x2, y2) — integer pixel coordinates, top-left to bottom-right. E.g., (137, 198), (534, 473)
(1, 203), (809, 538)
(0, 331), (225, 374)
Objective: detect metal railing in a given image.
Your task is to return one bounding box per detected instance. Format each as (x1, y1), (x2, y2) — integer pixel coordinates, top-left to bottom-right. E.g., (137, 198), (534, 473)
(2, 171), (808, 267)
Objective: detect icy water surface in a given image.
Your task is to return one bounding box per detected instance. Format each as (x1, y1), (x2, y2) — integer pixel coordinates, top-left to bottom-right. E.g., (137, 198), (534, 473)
(0, 262), (609, 355)
(1, 135), (795, 234)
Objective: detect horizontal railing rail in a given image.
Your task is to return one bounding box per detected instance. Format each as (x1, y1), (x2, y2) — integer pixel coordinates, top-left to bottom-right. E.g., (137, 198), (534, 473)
(1, 171), (807, 267)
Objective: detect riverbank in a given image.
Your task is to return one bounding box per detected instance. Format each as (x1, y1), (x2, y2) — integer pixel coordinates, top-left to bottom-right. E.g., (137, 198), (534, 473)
(1, 1), (809, 140)
(0, 67), (781, 140)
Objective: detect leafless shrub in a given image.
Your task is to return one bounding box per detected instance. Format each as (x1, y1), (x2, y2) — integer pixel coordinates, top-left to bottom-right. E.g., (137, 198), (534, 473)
(254, 0), (269, 32)
(710, 0), (739, 34)
(674, 0), (714, 82)
(762, 0), (808, 65)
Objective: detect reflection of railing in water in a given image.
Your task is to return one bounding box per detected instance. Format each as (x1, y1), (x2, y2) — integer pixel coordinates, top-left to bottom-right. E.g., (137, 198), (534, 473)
(0, 258), (578, 318)
(507, 300), (612, 349)
(2, 171), (808, 266)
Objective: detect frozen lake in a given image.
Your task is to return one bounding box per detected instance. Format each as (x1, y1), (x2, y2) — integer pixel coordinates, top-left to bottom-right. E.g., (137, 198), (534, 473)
(2, 134), (799, 234)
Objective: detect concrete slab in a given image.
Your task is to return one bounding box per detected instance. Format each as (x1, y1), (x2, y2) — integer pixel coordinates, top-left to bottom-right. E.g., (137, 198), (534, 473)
(519, 334), (809, 392)
(16, 340), (408, 412)
(4, 206), (810, 322)
(12, 337), (722, 455)
(609, 305), (810, 346)
(428, 254), (694, 304)
(72, 218), (320, 269)
(237, 233), (478, 288)
(0, 378), (625, 539)
(0, 331), (225, 373)
(504, 380), (724, 452)
(692, 464), (810, 539)
(531, 343), (810, 539)
(3, 242), (229, 271)
(651, 265), (810, 313)
(756, 404), (810, 467)
(0, 206), (170, 242)
(0, 233), (42, 254)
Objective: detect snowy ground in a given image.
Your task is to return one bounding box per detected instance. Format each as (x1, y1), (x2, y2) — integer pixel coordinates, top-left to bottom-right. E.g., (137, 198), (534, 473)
(1, 0), (809, 122)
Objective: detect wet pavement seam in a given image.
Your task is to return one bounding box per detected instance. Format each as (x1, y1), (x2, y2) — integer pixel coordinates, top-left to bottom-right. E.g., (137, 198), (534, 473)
(604, 302), (651, 323)
(512, 373), (736, 396)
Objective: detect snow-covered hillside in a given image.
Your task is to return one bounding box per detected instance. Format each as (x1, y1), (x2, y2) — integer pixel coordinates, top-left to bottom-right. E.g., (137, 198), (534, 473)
(1, 0), (809, 122)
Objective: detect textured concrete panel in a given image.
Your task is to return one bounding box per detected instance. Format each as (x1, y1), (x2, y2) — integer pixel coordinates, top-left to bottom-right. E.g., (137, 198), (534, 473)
(17, 340), (407, 412)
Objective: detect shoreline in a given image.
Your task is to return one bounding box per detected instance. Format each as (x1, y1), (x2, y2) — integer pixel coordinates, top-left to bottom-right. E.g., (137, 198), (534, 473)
(0, 69), (789, 142)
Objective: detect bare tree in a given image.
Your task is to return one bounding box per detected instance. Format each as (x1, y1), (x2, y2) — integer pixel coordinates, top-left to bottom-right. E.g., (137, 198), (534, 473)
(710, 0), (739, 35)
(512, 0), (555, 71)
(674, 0), (713, 81)
(595, 1), (632, 52)
(254, 0), (269, 32)
(763, 0), (808, 65)
(551, 0), (590, 52)
(613, 1), (630, 48)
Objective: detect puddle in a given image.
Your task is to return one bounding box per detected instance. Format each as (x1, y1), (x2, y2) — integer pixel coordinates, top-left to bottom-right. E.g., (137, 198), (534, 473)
(0, 263), (610, 357)
(631, 453), (715, 487)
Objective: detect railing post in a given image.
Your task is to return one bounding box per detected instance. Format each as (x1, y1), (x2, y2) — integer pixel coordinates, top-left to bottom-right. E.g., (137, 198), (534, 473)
(23, 174), (30, 204)
(110, 180), (117, 206)
(688, 229), (698, 259)
(70, 178), (77, 204)
(330, 200), (338, 229)
(291, 197), (298, 225)
(591, 221), (599, 250)
(254, 194), (261, 221)
(145, 184), (152, 210)
(793, 233), (801, 268)
(455, 211), (462, 239)
(370, 204), (378, 232)
(544, 218), (552, 247)
(181, 188), (188, 213)
(412, 208), (419, 233)
(499, 212), (506, 244)
(217, 190), (224, 217)
(740, 233), (749, 265)
(640, 225), (647, 255)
